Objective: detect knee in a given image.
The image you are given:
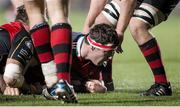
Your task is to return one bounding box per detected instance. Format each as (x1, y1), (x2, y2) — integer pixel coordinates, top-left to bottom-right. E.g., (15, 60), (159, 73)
(3, 63), (24, 88)
(129, 18), (149, 41)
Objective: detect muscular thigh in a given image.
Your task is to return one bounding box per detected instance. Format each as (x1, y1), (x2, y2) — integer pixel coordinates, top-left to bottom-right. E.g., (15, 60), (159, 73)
(100, 0), (120, 26)
(46, 0), (70, 24)
(24, 0), (45, 27)
(95, 13), (114, 27)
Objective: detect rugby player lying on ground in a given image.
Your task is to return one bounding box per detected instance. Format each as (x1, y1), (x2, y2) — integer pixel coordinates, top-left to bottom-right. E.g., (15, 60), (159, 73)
(0, 21), (119, 96)
(43, 23), (120, 99)
(0, 1), (120, 99)
(0, 5), (45, 95)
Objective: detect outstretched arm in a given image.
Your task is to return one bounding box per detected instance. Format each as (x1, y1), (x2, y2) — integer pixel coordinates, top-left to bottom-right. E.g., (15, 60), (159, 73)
(83, 0), (108, 34)
(115, 0), (136, 53)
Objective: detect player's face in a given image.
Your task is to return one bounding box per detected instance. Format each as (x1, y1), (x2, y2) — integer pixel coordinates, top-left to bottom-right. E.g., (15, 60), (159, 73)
(90, 48), (115, 66)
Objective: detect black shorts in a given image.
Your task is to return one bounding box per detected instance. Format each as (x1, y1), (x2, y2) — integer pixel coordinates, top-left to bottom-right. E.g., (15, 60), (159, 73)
(0, 29), (11, 74)
(0, 29), (11, 55)
(142, 0), (179, 17)
(133, 0), (179, 27)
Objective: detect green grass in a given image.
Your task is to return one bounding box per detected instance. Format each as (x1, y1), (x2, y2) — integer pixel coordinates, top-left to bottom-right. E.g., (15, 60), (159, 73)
(0, 11), (180, 106)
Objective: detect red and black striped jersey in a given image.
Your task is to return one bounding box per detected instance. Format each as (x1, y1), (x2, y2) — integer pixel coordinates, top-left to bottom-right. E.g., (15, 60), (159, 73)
(0, 21), (25, 42)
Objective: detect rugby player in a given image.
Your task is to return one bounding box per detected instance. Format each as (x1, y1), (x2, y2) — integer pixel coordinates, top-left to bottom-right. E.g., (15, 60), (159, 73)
(24, 0), (77, 103)
(83, 0), (179, 96)
(0, 4), (44, 95)
(129, 0), (179, 96)
(71, 24), (119, 93)
(43, 23), (120, 98)
(84, 0), (179, 96)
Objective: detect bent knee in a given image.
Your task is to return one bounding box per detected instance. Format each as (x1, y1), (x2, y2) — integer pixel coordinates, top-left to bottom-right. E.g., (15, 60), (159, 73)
(129, 18), (149, 36)
(129, 18), (152, 43)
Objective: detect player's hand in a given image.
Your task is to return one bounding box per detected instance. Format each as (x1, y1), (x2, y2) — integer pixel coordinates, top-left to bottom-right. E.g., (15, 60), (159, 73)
(85, 80), (107, 93)
(3, 86), (20, 96)
(115, 31), (124, 53)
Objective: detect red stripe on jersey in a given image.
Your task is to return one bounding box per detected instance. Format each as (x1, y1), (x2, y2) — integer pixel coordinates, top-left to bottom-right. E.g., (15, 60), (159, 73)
(38, 52), (53, 63)
(148, 59), (163, 69)
(57, 72), (70, 83)
(51, 29), (71, 47)
(31, 26), (50, 46)
(0, 21), (23, 41)
(142, 45), (159, 56)
(54, 53), (71, 64)
(154, 74), (168, 83)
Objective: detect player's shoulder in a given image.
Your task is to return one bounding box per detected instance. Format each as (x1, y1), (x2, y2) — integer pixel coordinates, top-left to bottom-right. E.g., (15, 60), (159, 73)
(0, 21), (23, 30)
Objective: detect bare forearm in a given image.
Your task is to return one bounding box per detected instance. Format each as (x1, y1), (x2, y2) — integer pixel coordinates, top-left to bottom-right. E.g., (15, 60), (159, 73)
(84, 0), (108, 27)
(116, 0), (136, 35)
(11, 0), (24, 9)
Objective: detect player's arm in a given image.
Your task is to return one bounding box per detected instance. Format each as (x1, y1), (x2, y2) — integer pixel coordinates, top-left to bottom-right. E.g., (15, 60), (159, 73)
(11, 0), (24, 9)
(101, 60), (115, 91)
(83, 0), (108, 34)
(85, 79), (107, 93)
(115, 0), (136, 48)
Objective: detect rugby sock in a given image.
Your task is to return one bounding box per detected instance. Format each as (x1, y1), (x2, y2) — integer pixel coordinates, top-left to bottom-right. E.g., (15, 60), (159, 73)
(30, 22), (57, 87)
(139, 38), (168, 84)
(51, 23), (72, 82)
(30, 22), (53, 63)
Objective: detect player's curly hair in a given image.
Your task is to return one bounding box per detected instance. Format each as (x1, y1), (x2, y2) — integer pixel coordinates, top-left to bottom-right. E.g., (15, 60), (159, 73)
(85, 23), (119, 47)
(15, 5), (29, 24)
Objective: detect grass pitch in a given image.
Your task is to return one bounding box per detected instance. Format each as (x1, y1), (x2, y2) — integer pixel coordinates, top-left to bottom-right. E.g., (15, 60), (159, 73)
(0, 11), (180, 106)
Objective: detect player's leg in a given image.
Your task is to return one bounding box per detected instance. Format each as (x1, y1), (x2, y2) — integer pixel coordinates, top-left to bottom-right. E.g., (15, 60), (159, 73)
(94, 0), (120, 27)
(129, 0), (179, 96)
(44, 0), (77, 103)
(46, 0), (71, 82)
(24, 0), (57, 88)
